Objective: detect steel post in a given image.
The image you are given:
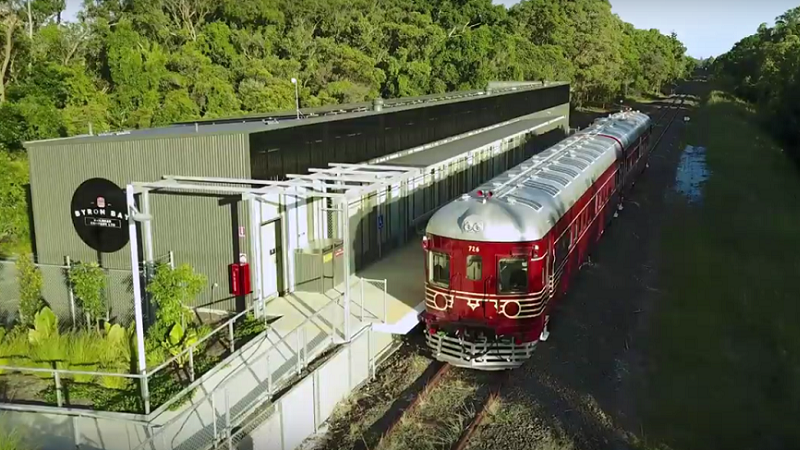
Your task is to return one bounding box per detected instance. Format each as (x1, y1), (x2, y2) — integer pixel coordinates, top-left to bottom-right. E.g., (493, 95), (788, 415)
(73, 416), (80, 449)
(225, 390), (232, 450)
(360, 278), (365, 322)
(341, 198), (351, 341)
(142, 190), (154, 263)
(250, 197), (263, 318)
(126, 184), (149, 414)
(54, 370), (63, 407)
(211, 393), (218, 442)
(228, 321), (235, 353)
(66, 256), (76, 326)
(296, 329), (302, 375)
(188, 347), (195, 382)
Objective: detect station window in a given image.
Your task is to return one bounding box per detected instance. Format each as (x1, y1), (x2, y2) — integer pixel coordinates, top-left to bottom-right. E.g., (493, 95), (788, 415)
(429, 251), (450, 288)
(466, 255), (482, 281)
(498, 258), (528, 294)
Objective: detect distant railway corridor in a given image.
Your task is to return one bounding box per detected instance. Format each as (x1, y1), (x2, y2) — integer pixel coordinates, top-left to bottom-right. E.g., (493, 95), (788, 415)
(463, 83), (699, 450)
(373, 92), (689, 450)
(307, 86), (695, 450)
(371, 94), (691, 450)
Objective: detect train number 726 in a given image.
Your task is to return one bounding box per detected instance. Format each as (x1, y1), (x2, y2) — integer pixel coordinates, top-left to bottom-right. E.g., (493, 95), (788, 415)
(468, 245), (480, 253)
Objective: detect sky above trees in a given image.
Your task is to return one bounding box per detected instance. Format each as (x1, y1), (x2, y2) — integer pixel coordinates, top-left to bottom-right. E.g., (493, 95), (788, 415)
(493, 0), (800, 58)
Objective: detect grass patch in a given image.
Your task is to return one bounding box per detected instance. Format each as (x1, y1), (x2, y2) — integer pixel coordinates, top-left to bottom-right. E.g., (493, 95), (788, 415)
(378, 370), (480, 450)
(319, 350), (431, 450)
(476, 397), (575, 450)
(0, 420), (29, 450)
(643, 90), (800, 450)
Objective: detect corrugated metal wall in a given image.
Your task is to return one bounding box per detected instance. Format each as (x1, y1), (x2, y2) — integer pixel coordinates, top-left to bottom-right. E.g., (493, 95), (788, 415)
(25, 134), (252, 322)
(335, 106), (570, 273)
(249, 84), (570, 180)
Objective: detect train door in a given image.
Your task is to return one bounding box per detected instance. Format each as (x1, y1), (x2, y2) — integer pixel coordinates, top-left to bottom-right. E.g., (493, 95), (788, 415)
(460, 244), (487, 317)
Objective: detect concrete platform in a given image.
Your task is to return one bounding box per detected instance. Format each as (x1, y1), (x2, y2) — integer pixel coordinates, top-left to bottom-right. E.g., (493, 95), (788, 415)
(353, 240), (425, 334)
(264, 238), (425, 342)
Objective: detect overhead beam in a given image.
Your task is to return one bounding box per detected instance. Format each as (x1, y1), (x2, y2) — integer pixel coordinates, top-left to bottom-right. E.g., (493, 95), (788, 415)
(329, 162), (421, 172)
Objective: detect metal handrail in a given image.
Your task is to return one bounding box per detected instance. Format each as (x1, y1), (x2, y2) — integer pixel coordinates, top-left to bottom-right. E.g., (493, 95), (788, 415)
(0, 366), (143, 378)
(148, 303), (258, 375)
(358, 277), (388, 324)
(132, 297), (343, 450)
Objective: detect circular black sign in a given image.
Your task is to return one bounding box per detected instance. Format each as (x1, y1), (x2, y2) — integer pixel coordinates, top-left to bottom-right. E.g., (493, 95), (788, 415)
(70, 178), (130, 253)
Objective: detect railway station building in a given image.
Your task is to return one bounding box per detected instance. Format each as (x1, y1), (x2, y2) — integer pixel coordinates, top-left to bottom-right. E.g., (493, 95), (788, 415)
(3, 81), (572, 450)
(21, 81), (570, 323)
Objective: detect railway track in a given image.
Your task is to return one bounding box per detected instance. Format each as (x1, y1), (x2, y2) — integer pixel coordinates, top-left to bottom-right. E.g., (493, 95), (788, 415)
(650, 93), (687, 152)
(374, 361), (510, 450)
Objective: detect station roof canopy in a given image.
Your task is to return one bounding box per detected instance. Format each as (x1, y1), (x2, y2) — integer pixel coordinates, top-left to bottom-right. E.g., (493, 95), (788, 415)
(131, 162), (422, 201)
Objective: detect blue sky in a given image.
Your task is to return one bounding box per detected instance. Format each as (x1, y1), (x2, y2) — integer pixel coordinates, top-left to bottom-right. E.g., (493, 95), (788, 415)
(495, 0), (799, 58)
(63, 0), (796, 58)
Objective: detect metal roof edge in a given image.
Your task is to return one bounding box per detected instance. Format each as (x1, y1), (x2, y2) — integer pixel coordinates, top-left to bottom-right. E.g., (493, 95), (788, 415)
(24, 81), (571, 147)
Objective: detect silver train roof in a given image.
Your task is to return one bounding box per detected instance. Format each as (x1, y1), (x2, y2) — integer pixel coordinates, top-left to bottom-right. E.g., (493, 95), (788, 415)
(426, 110), (651, 243)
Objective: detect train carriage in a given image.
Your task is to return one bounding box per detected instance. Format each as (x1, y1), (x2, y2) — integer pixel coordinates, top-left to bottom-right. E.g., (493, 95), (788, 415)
(421, 110), (652, 369)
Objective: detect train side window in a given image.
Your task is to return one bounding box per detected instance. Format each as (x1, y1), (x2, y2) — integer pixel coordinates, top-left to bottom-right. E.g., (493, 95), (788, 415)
(555, 235), (569, 267)
(466, 255), (482, 281)
(429, 251), (450, 288)
(498, 258), (528, 294)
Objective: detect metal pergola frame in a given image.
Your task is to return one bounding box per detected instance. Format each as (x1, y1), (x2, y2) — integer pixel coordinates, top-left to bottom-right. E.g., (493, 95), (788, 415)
(125, 162), (422, 393)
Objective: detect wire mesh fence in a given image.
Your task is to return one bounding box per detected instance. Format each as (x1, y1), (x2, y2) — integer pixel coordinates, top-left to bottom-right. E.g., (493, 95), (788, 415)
(0, 252), (173, 327)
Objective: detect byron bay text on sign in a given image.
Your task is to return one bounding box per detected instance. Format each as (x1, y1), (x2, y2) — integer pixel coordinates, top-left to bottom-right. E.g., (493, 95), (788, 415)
(70, 178), (130, 253)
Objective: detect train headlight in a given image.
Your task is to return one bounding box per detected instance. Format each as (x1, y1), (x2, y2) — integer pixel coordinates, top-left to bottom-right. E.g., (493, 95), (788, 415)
(421, 236), (430, 250)
(501, 300), (521, 318)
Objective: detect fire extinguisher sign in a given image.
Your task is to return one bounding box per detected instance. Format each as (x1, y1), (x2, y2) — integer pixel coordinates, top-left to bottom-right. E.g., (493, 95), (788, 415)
(238, 226), (245, 238)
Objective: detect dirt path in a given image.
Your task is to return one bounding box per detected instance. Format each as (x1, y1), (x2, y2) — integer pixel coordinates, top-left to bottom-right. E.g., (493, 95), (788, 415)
(466, 83), (704, 450)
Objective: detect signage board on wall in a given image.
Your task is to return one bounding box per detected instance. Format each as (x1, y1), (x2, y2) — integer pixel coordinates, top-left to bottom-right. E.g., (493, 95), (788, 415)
(70, 178), (129, 253)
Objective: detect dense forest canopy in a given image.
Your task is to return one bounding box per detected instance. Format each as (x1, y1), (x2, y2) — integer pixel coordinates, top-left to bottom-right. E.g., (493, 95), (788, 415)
(712, 6), (800, 152)
(0, 0), (691, 254)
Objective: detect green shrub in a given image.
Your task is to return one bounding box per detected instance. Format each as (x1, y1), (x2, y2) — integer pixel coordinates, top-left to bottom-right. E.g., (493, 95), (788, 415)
(15, 255), (43, 328)
(27, 307), (57, 346)
(146, 263), (205, 330)
(67, 262), (106, 328)
(161, 323), (199, 368)
(65, 330), (101, 383)
(234, 313), (267, 344)
(0, 329), (7, 372)
(98, 373), (132, 390)
(99, 322), (130, 368)
(0, 329), (30, 365)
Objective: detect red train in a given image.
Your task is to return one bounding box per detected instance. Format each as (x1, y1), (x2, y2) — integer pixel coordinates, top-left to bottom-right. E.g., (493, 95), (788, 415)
(421, 110), (653, 369)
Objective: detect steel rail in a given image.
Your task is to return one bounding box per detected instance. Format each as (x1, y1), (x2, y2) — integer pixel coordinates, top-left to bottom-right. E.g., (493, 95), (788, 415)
(376, 361), (452, 447)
